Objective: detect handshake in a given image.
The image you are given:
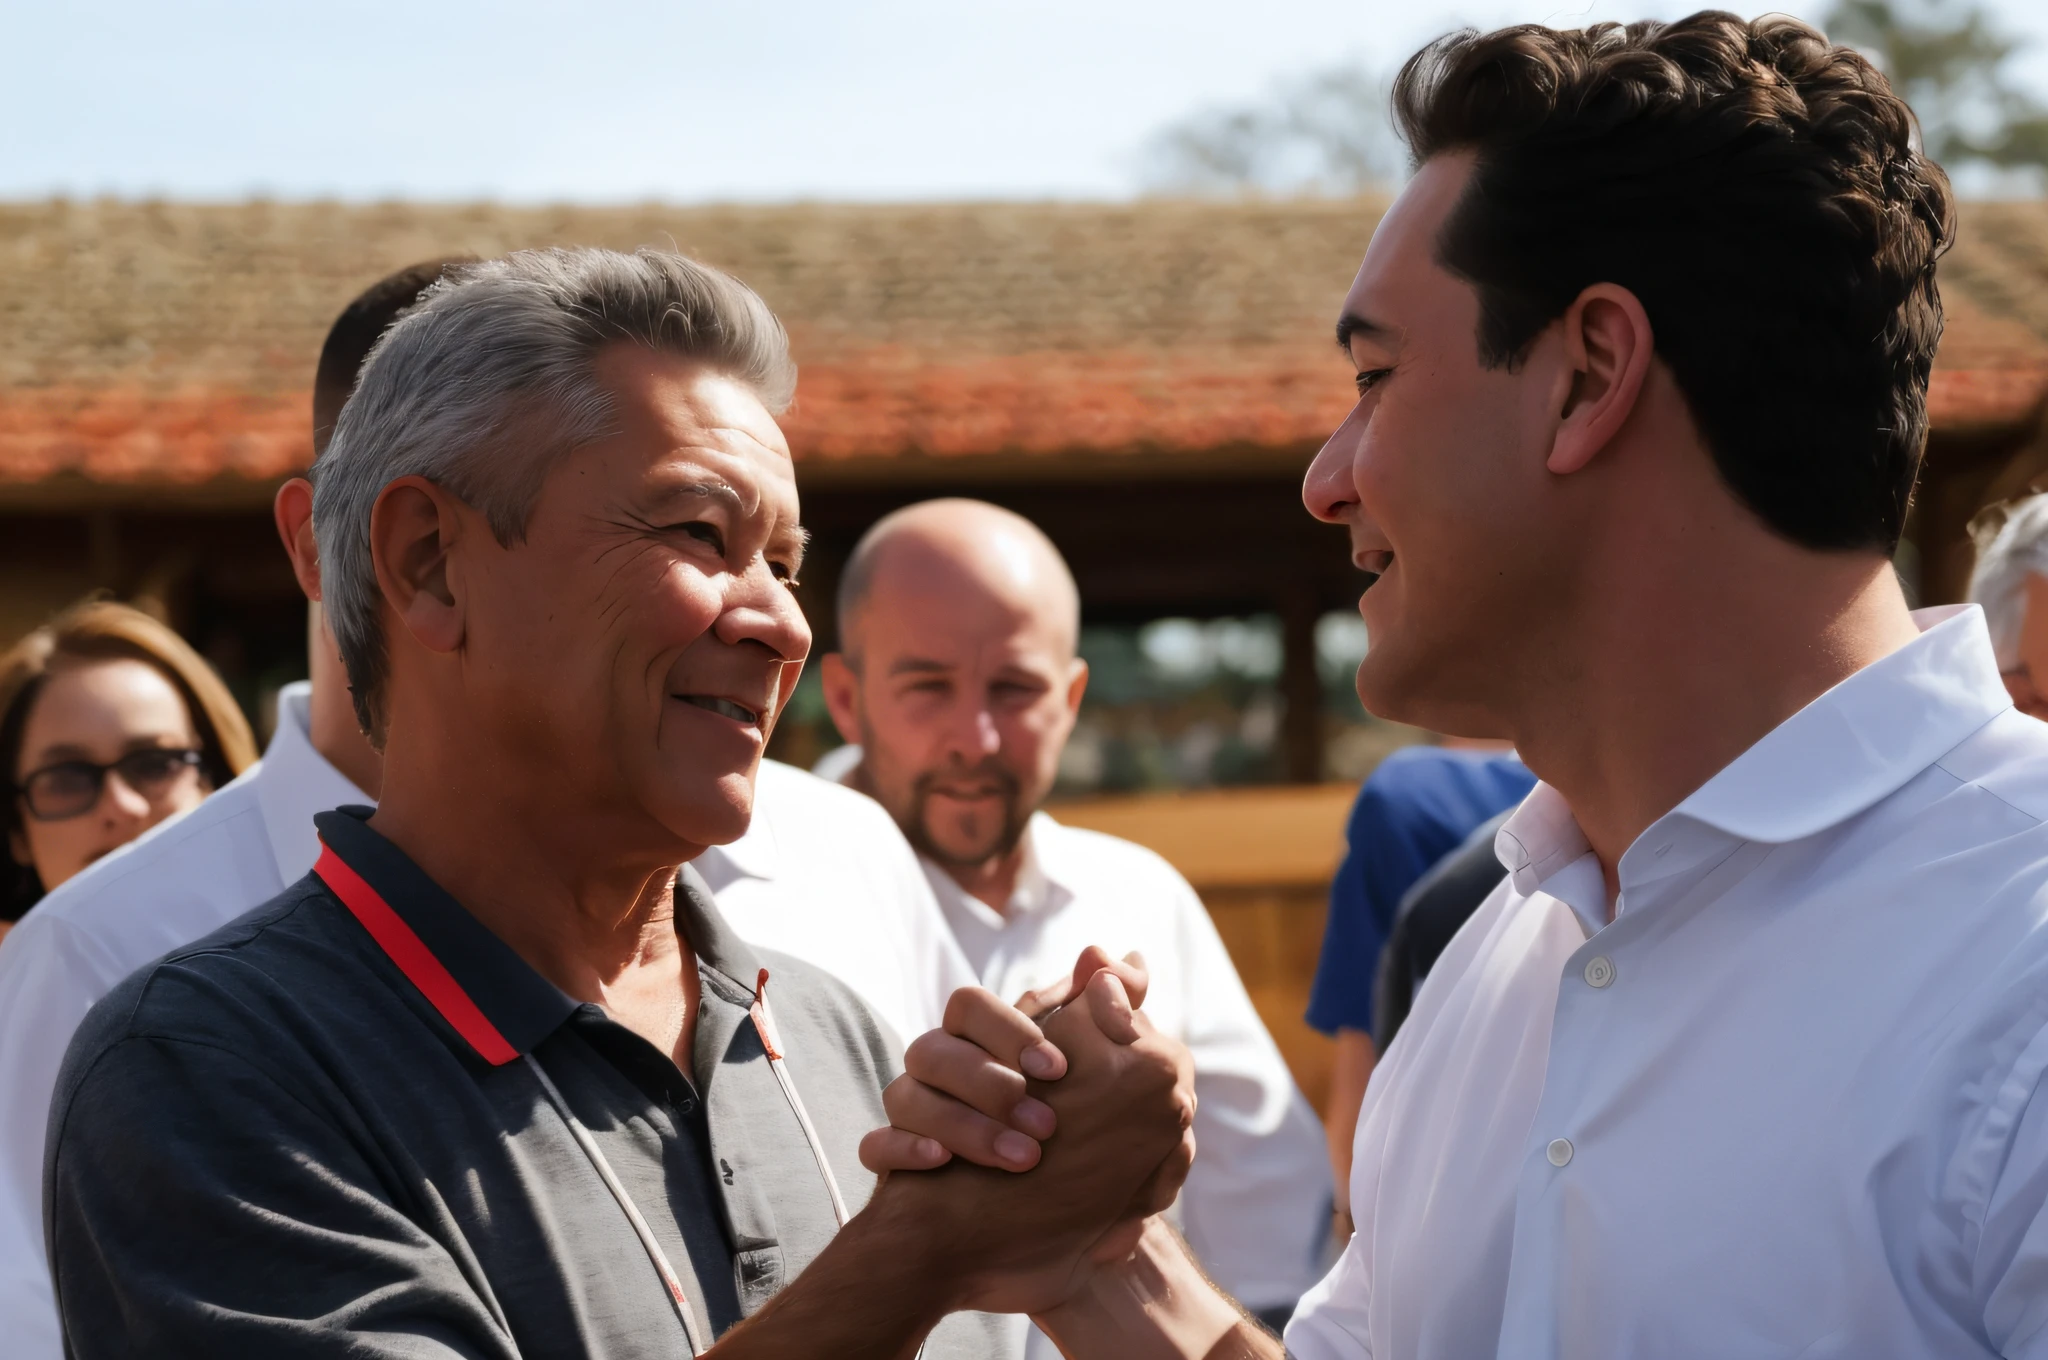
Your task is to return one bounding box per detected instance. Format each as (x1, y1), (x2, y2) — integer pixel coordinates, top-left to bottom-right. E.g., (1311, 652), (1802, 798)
(868, 947), (1199, 1311)
(729, 946), (1274, 1359)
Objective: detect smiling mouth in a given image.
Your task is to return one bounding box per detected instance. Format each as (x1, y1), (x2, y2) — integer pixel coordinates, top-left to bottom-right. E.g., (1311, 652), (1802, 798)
(677, 694), (762, 726)
(1359, 549), (1393, 588)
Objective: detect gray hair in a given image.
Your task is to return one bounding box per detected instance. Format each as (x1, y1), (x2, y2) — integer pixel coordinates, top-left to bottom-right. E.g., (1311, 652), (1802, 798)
(1969, 493), (2048, 670)
(312, 247), (796, 739)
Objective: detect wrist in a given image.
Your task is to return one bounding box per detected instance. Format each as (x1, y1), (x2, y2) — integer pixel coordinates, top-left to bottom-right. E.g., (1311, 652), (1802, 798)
(1032, 1218), (1248, 1360)
(837, 1179), (966, 1320)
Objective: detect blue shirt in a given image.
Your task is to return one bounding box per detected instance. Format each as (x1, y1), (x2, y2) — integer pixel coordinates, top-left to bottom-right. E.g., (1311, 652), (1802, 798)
(1305, 747), (1535, 1036)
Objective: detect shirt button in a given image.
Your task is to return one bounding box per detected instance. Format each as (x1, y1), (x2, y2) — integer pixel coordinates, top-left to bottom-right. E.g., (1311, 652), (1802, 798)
(1583, 955), (1615, 988)
(1547, 1138), (1574, 1167)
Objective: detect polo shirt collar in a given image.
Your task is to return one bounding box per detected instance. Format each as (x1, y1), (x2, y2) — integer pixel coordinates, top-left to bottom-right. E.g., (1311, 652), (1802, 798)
(312, 807), (766, 1066)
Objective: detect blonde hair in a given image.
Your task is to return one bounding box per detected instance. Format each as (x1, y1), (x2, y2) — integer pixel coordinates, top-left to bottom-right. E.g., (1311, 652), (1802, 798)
(3, 599), (257, 917)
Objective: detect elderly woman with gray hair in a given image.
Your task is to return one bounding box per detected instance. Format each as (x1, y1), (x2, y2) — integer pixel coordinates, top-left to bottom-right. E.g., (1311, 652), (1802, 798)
(1969, 493), (2048, 721)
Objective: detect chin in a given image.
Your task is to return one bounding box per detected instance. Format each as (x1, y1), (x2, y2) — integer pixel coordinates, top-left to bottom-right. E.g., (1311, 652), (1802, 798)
(658, 769), (758, 849)
(1353, 640), (1462, 731)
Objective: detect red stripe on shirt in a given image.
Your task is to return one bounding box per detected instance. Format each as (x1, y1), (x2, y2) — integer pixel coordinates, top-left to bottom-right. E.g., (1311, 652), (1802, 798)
(313, 843), (520, 1067)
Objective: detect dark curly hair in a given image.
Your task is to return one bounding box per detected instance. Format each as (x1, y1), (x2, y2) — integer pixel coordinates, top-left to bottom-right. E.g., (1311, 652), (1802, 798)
(1392, 11), (1955, 553)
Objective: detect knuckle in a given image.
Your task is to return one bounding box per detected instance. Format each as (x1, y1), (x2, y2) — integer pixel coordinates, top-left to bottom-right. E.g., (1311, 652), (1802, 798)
(943, 985), (1002, 1033)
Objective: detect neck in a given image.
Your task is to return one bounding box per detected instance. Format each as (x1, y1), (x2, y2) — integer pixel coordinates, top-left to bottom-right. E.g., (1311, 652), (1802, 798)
(308, 681), (384, 800)
(940, 841), (1030, 915)
(1507, 531), (1918, 897)
(366, 695), (695, 1007)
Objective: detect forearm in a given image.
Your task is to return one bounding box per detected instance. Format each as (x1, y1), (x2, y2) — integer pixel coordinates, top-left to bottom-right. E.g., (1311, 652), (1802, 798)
(1032, 1218), (1282, 1360)
(1323, 1029), (1374, 1229)
(709, 1190), (953, 1359)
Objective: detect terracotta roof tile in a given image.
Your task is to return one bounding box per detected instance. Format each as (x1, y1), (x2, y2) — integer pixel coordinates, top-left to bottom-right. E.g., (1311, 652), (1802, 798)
(2, 198), (2045, 495)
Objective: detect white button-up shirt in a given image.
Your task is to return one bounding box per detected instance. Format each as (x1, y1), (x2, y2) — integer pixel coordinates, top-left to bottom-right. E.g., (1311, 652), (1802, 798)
(695, 758), (978, 1044)
(1288, 605), (2048, 1360)
(0, 682), (365, 1359)
(925, 813), (1332, 1318)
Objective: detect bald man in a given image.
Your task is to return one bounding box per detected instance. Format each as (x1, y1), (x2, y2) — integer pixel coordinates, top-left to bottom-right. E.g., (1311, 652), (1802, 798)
(820, 498), (1332, 1341)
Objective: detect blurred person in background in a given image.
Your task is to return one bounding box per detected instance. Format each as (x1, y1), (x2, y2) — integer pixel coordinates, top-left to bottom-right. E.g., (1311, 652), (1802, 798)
(0, 258), (459, 1357)
(1969, 492), (2048, 720)
(819, 497), (1330, 1343)
(1371, 804), (1516, 1050)
(1307, 740), (1532, 1236)
(695, 754), (977, 1045)
(1, 599), (256, 939)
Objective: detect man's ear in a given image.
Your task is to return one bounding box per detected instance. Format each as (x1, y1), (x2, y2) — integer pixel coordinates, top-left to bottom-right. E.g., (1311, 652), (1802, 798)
(1546, 283), (1655, 477)
(819, 652), (863, 748)
(272, 477), (322, 602)
(368, 476), (467, 658)
(1065, 657), (1090, 715)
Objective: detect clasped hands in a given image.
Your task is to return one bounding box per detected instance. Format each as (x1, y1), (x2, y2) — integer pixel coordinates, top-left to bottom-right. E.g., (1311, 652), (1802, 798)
(857, 946), (1198, 1318)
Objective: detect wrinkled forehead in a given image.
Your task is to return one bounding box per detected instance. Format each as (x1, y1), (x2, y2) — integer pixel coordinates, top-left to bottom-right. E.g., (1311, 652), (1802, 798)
(595, 345), (800, 521)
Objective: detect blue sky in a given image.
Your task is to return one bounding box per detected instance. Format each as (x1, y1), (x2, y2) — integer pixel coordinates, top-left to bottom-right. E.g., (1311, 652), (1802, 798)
(6, 0), (2047, 202)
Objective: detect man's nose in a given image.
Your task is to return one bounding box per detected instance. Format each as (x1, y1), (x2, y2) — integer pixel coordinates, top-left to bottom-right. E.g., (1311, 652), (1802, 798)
(716, 567), (813, 663)
(1304, 401), (1367, 525)
(942, 702), (1002, 762)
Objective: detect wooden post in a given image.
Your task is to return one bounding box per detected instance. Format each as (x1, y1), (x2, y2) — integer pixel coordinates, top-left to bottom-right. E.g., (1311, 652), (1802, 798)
(1280, 592), (1323, 784)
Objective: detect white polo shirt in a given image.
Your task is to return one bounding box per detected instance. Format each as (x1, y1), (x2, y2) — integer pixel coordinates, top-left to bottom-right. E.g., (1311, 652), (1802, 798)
(0, 681), (365, 1359)
(925, 813), (1332, 1318)
(1288, 605), (2048, 1360)
(696, 759), (976, 1045)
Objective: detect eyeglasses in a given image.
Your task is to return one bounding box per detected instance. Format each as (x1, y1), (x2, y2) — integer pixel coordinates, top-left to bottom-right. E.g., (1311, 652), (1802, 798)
(14, 748), (205, 823)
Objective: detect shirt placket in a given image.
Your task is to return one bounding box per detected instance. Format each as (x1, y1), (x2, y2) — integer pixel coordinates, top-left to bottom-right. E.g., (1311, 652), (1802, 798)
(1495, 825), (1755, 1359)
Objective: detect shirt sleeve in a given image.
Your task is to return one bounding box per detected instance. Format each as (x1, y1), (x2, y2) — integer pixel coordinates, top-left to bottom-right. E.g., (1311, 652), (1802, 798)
(1282, 1227), (1374, 1360)
(1974, 1021), (2048, 1357)
(1166, 869), (1334, 1311)
(0, 915), (119, 1360)
(47, 1033), (516, 1358)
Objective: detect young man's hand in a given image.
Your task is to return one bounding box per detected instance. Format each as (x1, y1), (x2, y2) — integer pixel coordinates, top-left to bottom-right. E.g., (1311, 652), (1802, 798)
(857, 946), (1198, 1315)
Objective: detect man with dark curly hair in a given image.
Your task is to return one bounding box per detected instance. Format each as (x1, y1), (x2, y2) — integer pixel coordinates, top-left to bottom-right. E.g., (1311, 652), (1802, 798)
(865, 11), (2048, 1358)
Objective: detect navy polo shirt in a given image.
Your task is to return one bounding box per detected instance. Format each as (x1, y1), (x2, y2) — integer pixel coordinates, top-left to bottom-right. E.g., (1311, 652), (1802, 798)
(44, 806), (1010, 1358)
(1305, 747), (1536, 1037)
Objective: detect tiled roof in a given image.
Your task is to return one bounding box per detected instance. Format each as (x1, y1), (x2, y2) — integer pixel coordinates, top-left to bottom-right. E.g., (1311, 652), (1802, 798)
(3, 197), (2046, 499)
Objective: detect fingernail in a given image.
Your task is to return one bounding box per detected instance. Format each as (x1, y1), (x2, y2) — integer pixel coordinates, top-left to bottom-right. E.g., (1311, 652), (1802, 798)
(1020, 1043), (1061, 1079)
(917, 1138), (950, 1165)
(994, 1130), (1038, 1166)
(1011, 1097), (1056, 1139)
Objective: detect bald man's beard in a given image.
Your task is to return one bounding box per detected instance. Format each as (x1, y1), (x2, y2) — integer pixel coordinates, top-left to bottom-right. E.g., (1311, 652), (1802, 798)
(903, 762), (1032, 871)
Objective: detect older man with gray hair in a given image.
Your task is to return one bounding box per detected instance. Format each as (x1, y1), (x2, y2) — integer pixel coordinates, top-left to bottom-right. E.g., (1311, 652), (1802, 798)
(1970, 492), (2048, 721)
(43, 247), (1196, 1357)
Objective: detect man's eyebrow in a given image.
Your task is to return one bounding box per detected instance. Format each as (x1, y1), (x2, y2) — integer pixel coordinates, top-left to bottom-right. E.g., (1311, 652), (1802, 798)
(1335, 312), (1394, 352)
(643, 479), (744, 514)
(776, 523), (812, 567)
(886, 656), (952, 677)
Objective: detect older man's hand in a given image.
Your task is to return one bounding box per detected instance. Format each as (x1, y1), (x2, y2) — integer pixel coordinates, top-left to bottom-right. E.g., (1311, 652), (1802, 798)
(858, 948), (1198, 1315)
(860, 945), (1156, 1174)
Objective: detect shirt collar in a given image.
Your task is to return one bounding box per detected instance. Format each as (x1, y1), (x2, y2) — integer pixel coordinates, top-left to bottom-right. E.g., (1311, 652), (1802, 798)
(311, 807), (765, 1065)
(1664, 604), (2009, 845)
(919, 814), (1062, 928)
(257, 681), (371, 885)
(1495, 605), (2012, 921)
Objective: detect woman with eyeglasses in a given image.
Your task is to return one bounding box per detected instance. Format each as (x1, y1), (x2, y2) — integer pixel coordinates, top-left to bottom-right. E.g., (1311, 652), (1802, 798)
(1, 601), (256, 942)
